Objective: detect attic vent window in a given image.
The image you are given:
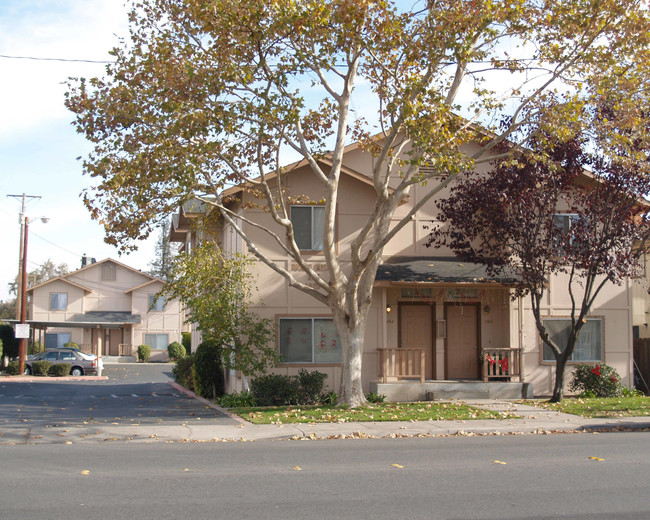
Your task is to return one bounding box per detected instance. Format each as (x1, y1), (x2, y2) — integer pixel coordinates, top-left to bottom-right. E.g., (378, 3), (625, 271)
(101, 263), (117, 281)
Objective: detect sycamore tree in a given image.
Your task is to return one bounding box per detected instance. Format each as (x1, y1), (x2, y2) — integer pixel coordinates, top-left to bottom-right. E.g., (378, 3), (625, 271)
(428, 124), (650, 402)
(161, 245), (278, 377)
(66, 0), (650, 406)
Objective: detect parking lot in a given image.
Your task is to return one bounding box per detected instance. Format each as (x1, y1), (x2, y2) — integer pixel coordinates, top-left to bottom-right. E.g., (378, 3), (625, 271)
(0, 363), (239, 444)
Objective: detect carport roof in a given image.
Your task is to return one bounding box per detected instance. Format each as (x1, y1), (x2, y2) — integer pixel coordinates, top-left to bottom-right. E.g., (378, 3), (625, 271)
(374, 257), (520, 285)
(26, 311), (141, 330)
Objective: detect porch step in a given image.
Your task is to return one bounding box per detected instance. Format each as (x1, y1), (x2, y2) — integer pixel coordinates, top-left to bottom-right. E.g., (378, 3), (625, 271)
(101, 356), (137, 363)
(369, 381), (533, 402)
(427, 390), (490, 400)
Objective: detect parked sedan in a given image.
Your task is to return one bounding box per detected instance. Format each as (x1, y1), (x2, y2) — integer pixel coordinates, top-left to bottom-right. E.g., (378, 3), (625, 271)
(23, 348), (103, 376)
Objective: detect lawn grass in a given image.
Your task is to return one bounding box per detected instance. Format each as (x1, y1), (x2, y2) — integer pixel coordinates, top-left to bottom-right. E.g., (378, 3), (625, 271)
(229, 401), (518, 424)
(524, 396), (650, 418)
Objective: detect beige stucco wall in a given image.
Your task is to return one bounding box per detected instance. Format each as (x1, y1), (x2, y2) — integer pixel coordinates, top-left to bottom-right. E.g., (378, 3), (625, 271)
(186, 142), (637, 397)
(28, 260), (184, 360)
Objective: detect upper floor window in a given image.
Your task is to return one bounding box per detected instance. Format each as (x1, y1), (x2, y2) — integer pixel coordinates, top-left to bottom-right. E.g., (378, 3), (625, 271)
(542, 317), (603, 362)
(553, 213), (581, 247)
(50, 292), (68, 311)
(291, 206), (325, 251)
(101, 262), (117, 281)
(149, 294), (165, 311)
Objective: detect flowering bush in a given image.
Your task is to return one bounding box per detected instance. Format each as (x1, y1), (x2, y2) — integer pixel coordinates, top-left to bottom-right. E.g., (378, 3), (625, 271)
(569, 363), (624, 398)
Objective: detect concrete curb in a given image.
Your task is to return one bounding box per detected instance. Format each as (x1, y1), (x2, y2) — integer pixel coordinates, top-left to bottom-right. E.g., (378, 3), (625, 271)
(0, 375), (109, 382)
(167, 381), (247, 424)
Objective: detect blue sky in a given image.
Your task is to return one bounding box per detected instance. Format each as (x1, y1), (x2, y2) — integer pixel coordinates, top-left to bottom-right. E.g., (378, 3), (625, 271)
(0, 1), (157, 302)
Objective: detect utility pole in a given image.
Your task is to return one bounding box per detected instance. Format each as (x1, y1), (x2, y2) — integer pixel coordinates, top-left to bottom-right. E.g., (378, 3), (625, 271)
(8, 194), (41, 375)
(7, 194), (41, 320)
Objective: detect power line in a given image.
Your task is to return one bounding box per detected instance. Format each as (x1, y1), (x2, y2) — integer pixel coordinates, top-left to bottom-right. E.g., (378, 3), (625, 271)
(0, 53), (112, 64)
(29, 231), (83, 259)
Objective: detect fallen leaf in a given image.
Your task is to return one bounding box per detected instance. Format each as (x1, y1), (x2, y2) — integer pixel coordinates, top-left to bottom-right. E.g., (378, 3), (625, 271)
(392, 464), (404, 468)
(293, 466), (302, 471)
(81, 470), (90, 475)
(588, 457), (604, 461)
(183, 468), (190, 472)
(493, 460), (507, 465)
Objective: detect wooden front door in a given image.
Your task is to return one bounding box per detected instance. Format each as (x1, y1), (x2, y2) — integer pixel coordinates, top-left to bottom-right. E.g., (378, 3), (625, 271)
(400, 304), (433, 380)
(109, 329), (122, 356)
(446, 303), (479, 379)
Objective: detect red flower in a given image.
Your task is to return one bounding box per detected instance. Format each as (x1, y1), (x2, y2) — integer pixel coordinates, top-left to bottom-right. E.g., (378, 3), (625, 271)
(499, 357), (509, 373)
(486, 355), (496, 366)
(591, 365), (601, 377)
(610, 376), (618, 383)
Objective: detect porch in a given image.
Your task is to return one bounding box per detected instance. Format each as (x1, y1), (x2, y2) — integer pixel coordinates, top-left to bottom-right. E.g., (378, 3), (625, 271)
(374, 346), (531, 401)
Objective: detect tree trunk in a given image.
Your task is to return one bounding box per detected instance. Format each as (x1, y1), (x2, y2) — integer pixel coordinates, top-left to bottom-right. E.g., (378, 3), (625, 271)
(550, 355), (570, 403)
(337, 318), (367, 408)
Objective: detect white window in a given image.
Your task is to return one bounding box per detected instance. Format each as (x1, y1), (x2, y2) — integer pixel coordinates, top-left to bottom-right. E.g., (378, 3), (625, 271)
(279, 317), (341, 363)
(542, 318), (603, 362)
(144, 333), (169, 350)
(149, 295), (165, 311)
(553, 213), (581, 246)
(45, 332), (71, 349)
(101, 262), (117, 281)
(50, 293), (68, 311)
(291, 206), (325, 251)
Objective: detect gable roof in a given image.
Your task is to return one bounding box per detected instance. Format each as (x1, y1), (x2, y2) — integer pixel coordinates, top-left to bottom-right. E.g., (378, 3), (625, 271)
(26, 258), (157, 294)
(124, 279), (165, 293)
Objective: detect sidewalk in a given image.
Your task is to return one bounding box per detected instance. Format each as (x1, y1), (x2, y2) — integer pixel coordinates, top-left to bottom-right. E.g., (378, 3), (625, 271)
(164, 383), (650, 443)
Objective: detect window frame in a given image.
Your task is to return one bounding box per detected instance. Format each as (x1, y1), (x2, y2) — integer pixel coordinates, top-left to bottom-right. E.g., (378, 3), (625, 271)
(290, 205), (327, 252)
(540, 316), (604, 364)
(277, 316), (342, 365)
(553, 213), (581, 246)
(144, 333), (169, 350)
(101, 262), (117, 281)
(148, 294), (166, 312)
(49, 292), (68, 311)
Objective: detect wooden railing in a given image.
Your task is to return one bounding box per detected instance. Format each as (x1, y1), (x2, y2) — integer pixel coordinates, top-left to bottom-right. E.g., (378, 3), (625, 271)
(119, 344), (134, 356)
(481, 347), (522, 382)
(377, 348), (426, 383)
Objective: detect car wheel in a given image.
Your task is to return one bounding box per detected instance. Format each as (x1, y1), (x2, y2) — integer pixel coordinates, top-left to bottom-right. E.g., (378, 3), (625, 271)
(24, 366), (31, 375)
(70, 367), (83, 376)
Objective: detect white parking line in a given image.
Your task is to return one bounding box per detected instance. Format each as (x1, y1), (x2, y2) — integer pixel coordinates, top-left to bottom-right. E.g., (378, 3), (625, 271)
(131, 394), (139, 397)
(151, 392), (158, 397)
(110, 394), (120, 398)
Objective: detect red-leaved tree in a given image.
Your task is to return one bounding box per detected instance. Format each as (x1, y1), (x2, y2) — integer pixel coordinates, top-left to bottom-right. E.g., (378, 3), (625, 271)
(429, 130), (650, 402)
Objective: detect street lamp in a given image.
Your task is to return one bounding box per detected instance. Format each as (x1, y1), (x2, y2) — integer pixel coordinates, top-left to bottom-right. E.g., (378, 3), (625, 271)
(17, 216), (48, 376)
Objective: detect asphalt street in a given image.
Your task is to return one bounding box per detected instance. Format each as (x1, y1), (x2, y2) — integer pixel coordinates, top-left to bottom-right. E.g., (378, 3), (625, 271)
(1, 432), (649, 520)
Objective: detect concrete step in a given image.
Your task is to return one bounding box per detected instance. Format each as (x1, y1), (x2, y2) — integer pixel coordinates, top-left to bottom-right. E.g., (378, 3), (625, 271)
(102, 356), (137, 364)
(428, 390), (490, 400)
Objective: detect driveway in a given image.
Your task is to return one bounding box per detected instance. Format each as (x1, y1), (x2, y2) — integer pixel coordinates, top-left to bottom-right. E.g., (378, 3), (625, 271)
(0, 363), (239, 444)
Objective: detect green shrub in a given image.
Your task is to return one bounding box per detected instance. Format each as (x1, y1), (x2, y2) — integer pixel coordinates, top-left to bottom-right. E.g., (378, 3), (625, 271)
(218, 391), (257, 408)
(569, 363), (624, 398)
(167, 341), (186, 361)
(192, 341), (225, 399)
(51, 363), (71, 377)
(250, 374), (299, 406)
(366, 392), (387, 404)
(182, 332), (191, 356)
(137, 344), (152, 362)
(32, 360), (52, 376)
(0, 324), (18, 359)
(321, 391), (338, 405)
(6, 360), (19, 375)
(62, 341), (79, 350)
(296, 369), (328, 405)
(172, 356), (195, 392)
(250, 370), (329, 406)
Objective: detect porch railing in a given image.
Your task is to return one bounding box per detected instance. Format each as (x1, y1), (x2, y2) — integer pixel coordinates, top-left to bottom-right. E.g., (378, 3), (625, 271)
(481, 347), (522, 382)
(377, 348), (426, 383)
(119, 344), (134, 356)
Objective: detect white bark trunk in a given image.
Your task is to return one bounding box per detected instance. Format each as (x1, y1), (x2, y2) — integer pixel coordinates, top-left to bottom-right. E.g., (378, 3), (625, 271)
(335, 314), (367, 408)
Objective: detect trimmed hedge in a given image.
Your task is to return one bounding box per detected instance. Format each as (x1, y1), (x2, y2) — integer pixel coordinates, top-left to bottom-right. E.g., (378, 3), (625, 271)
(167, 341), (186, 361)
(51, 363), (71, 377)
(192, 341), (225, 399)
(6, 360), (19, 375)
(137, 344), (152, 362)
(172, 356), (195, 392)
(32, 360), (52, 376)
(250, 370), (328, 406)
